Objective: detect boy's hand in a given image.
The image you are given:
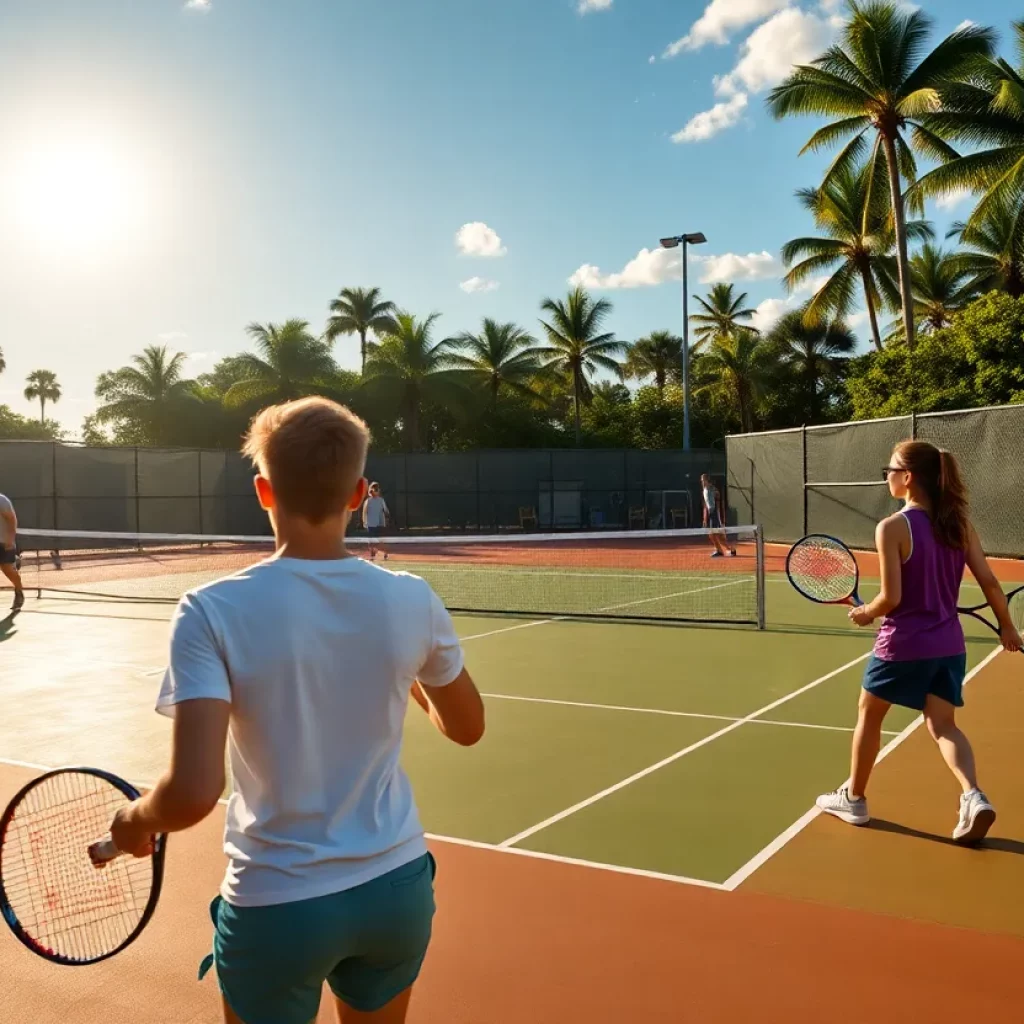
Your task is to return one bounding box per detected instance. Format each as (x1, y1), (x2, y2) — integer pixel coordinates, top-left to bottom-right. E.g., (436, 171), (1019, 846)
(109, 804), (156, 859)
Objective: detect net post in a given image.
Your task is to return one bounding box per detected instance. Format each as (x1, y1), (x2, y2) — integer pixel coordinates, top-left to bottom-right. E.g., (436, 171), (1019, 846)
(133, 448), (141, 539)
(801, 424), (808, 536)
(756, 525), (766, 630)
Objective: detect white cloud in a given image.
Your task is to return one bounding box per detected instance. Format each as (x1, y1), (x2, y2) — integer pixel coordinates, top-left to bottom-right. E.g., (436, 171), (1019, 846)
(693, 250), (781, 284)
(664, 0), (790, 56)
(793, 273), (831, 296)
(455, 222), (507, 258)
(569, 247), (780, 290)
(935, 188), (973, 211)
(847, 311), (870, 329)
(184, 0), (211, 10)
(186, 350), (218, 363)
(157, 330), (189, 342)
(648, 55), (656, 65)
(714, 8), (837, 97)
(671, 92), (748, 143)
(750, 296), (798, 333)
(955, 20), (976, 32)
(459, 277), (500, 294)
(577, 0), (612, 13)
(569, 247), (680, 290)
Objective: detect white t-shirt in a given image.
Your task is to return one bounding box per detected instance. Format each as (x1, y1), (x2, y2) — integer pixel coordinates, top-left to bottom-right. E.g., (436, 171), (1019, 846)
(702, 485), (717, 514)
(0, 493), (15, 548)
(157, 555), (464, 908)
(363, 495), (389, 529)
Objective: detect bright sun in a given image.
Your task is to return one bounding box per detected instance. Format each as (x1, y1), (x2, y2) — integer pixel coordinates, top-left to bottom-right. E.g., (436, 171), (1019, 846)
(11, 135), (149, 255)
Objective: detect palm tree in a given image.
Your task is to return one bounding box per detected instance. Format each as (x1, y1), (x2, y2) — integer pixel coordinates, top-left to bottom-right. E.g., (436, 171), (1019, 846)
(946, 196), (1024, 299)
(223, 320), (338, 408)
(362, 312), (467, 450)
(24, 370), (61, 423)
(448, 319), (541, 405)
(325, 287), (398, 374)
(95, 345), (197, 444)
(623, 331), (683, 392)
(767, 2), (995, 350)
(537, 286), (625, 445)
(694, 331), (775, 433)
(907, 244), (976, 333)
(917, 22), (1024, 231)
(783, 160), (933, 351)
(690, 284), (759, 347)
(768, 312), (855, 422)
(0, 346), (5, 375)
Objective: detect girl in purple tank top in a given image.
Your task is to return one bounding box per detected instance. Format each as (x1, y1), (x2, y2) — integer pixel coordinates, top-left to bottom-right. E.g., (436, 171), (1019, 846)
(817, 441), (1022, 845)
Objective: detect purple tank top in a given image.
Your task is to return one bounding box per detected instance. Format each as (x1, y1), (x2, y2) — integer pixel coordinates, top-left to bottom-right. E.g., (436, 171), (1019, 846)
(874, 507), (966, 662)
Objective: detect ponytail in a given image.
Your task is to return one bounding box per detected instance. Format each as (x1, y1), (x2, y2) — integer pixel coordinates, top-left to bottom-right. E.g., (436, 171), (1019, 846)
(892, 441), (970, 550)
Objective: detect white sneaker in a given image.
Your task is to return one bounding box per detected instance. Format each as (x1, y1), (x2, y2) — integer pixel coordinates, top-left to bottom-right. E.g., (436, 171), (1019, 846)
(952, 790), (996, 845)
(816, 785), (869, 826)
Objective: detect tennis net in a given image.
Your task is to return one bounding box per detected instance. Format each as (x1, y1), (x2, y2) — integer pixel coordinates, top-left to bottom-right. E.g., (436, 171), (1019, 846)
(9, 525), (765, 627)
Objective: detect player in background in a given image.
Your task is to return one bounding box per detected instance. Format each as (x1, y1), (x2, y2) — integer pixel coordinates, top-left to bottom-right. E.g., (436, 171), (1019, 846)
(363, 481), (390, 561)
(0, 491), (25, 611)
(700, 474), (735, 558)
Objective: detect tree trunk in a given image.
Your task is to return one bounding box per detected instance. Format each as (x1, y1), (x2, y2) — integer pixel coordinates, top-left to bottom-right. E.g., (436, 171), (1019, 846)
(881, 133), (916, 352)
(860, 268), (884, 352)
(359, 330), (368, 375)
(40, 398), (46, 423)
(573, 371), (582, 446)
(656, 368), (665, 392)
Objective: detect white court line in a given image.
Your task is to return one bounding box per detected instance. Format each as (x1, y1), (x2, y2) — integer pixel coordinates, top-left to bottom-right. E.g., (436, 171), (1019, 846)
(498, 649), (873, 848)
(481, 692), (899, 736)
(720, 644), (1004, 891)
(458, 575), (753, 643)
(0, 756), (724, 891)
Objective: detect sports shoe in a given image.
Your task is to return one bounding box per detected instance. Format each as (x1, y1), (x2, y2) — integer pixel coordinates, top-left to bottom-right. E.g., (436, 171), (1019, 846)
(952, 790), (996, 845)
(727, 549), (737, 557)
(710, 550), (722, 558)
(11, 590), (25, 612)
(816, 785), (869, 826)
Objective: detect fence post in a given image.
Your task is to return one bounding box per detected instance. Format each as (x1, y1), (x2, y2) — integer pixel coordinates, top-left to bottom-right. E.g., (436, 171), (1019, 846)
(911, 411), (917, 440)
(475, 452), (481, 533)
(134, 448), (141, 534)
(197, 450), (204, 535)
(801, 424), (808, 536)
(51, 441), (59, 532)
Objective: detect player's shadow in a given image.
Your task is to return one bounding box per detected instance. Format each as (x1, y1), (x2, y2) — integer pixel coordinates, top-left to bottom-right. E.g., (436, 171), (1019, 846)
(0, 611), (17, 642)
(869, 818), (1024, 855)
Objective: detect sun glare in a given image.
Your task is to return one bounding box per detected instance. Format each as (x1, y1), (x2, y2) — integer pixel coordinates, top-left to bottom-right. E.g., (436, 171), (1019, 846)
(11, 135), (149, 256)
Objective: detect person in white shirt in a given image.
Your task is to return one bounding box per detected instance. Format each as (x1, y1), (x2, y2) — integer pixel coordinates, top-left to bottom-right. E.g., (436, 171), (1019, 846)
(0, 492), (25, 611)
(105, 397), (485, 1024)
(700, 473), (736, 558)
(362, 481), (390, 560)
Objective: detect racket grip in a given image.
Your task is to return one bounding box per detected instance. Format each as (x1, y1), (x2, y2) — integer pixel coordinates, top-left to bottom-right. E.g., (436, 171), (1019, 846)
(88, 837), (121, 866)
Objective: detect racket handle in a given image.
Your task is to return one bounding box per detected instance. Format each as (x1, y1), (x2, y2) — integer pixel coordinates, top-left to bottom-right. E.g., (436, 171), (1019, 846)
(88, 837), (121, 866)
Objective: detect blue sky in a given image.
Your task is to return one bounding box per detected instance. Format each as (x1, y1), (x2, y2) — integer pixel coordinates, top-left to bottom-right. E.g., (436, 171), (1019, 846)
(0, 0), (1014, 433)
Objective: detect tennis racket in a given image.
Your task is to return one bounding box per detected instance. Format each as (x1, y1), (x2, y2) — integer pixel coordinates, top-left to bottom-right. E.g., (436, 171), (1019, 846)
(0, 767), (165, 965)
(786, 534), (863, 607)
(958, 585), (1024, 651)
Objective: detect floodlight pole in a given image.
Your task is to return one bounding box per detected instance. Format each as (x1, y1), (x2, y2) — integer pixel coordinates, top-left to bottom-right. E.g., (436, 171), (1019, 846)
(660, 232), (706, 451)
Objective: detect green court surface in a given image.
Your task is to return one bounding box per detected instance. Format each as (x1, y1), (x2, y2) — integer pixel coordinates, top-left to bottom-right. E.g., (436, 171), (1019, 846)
(398, 569), (998, 886)
(1, 564), (999, 891)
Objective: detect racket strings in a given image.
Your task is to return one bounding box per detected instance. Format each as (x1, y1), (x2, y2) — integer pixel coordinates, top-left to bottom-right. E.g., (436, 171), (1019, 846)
(1, 773), (153, 961)
(788, 538), (858, 603)
(1009, 590), (1024, 634)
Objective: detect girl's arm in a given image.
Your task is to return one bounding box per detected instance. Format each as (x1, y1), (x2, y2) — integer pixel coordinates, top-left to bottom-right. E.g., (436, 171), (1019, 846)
(965, 525), (1023, 651)
(850, 516), (905, 626)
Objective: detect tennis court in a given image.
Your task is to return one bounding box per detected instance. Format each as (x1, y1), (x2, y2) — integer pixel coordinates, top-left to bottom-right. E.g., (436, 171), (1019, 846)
(2, 527), (1024, 1021)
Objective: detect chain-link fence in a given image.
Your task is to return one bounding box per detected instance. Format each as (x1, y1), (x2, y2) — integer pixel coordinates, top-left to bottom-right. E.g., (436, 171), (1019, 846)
(0, 442), (726, 535)
(726, 404), (1024, 558)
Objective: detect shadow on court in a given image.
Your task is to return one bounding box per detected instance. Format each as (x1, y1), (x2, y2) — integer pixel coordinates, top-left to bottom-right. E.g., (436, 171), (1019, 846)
(868, 818), (1024, 855)
(0, 612), (18, 642)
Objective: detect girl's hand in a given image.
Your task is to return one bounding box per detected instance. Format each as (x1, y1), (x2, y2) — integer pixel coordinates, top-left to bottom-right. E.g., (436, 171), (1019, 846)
(1000, 624), (1023, 653)
(848, 605), (874, 627)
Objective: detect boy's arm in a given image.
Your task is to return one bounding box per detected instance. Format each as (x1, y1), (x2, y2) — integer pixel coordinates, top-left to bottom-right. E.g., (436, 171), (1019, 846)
(110, 596), (231, 855)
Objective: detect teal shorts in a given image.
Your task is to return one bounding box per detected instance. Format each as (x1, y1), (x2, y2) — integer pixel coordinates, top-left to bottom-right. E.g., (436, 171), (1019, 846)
(862, 653), (967, 711)
(206, 852), (436, 1024)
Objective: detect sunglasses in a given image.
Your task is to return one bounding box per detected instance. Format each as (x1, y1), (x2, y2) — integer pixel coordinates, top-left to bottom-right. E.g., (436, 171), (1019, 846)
(882, 466), (907, 479)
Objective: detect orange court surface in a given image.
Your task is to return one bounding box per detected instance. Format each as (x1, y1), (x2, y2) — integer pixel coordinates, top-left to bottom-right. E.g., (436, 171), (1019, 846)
(2, 547), (1023, 1022)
